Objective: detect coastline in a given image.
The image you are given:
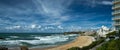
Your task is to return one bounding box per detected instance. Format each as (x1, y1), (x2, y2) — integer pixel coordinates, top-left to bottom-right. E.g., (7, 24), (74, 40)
(30, 35), (94, 50)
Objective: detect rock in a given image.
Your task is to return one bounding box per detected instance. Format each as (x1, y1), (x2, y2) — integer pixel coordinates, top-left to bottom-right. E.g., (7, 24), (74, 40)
(0, 37), (5, 40)
(20, 46), (29, 50)
(0, 46), (8, 50)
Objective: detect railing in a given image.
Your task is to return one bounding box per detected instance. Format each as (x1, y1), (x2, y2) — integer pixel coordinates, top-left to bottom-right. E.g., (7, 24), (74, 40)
(113, 16), (120, 20)
(112, 4), (120, 9)
(114, 22), (120, 25)
(114, 0), (120, 3)
(114, 19), (120, 25)
(115, 0), (120, 2)
(114, 24), (120, 25)
(112, 10), (120, 15)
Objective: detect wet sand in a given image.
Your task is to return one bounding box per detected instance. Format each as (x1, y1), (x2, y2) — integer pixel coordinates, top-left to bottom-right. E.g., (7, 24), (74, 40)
(30, 36), (94, 50)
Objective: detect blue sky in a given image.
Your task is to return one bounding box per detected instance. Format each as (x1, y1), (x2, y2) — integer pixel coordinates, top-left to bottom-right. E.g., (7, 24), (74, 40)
(0, 0), (113, 33)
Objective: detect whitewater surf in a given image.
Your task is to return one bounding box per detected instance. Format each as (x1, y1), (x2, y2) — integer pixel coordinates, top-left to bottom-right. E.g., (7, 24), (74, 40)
(0, 33), (79, 48)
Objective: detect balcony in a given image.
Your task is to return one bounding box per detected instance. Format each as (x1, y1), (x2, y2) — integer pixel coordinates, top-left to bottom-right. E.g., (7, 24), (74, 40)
(114, 23), (120, 26)
(113, 17), (120, 20)
(112, 10), (120, 15)
(112, 4), (120, 10)
(113, 0), (120, 4)
(114, 22), (120, 26)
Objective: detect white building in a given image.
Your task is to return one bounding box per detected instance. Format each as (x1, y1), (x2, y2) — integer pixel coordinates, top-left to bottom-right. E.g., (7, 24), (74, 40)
(97, 25), (109, 37)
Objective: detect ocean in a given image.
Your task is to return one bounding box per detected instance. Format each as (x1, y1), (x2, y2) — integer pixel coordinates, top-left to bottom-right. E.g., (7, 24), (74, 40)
(0, 33), (79, 48)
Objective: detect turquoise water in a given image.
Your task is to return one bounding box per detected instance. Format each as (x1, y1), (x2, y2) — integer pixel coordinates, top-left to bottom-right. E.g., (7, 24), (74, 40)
(0, 33), (78, 48)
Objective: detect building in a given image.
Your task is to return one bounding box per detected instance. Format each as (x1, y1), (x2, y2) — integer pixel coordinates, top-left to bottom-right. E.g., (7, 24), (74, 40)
(97, 25), (109, 37)
(112, 0), (120, 30)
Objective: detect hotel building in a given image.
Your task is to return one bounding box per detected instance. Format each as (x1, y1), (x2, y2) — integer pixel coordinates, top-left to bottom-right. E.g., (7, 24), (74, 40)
(112, 0), (120, 30)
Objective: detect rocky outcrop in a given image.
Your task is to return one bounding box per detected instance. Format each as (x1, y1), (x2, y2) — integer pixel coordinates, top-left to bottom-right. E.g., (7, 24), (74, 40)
(0, 37), (5, 40)
(20, 46), (29, 50)
(0, 46), (8, 50)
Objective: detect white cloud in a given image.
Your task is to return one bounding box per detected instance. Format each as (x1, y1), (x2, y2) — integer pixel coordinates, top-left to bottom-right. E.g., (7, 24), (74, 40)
(32, 0), (72, 25)
(58, 25), (64, 29)
(28, 24), (42, 29)
(87, 0), (96, 8)
(44, 27), (55, 29)
(30, 24), (36, 29)
(38, 25), (42, 28)
(0, 0), (112, 32)
(0, 0), (73, 26)
(101, 1), (112, 5)
(78, 0), (112, 8)
(5, 25), (21, 30)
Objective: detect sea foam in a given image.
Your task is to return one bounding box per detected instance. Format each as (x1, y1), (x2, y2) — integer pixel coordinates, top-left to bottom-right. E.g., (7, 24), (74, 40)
(0, 34), (78, 48)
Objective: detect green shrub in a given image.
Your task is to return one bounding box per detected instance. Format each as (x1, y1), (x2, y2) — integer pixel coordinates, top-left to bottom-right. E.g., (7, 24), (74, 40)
(86, 38), (104, 49)
(106, 31), (116, 37)
(67, 47), (81, 50)
(97, 39), (120, 50)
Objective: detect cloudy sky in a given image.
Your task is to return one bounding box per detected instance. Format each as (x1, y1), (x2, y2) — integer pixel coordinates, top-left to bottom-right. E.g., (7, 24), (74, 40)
(0, 0), (113, 33)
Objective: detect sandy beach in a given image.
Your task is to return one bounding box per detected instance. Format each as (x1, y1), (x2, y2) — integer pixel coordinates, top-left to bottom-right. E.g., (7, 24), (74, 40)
(30, 36), (94, 50)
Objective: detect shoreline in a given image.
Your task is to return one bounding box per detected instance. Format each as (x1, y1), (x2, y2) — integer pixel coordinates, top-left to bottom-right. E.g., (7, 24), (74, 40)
(30, 35), (94, 50)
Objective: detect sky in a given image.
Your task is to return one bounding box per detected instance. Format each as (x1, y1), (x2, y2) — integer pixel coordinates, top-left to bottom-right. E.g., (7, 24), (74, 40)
(0, 0), (113, 33)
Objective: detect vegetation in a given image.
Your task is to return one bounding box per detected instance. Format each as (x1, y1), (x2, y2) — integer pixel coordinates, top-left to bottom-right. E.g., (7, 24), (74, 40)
(67, 38), (105, 50)
(118, 30), (120, 37)
(67, 47), (81, 50)
(97, 39), (120, 50)
(106, 31), (116, 37)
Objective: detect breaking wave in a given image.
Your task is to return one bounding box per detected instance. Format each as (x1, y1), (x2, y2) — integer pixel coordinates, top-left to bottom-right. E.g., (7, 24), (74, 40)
(0, 34), (78, 48)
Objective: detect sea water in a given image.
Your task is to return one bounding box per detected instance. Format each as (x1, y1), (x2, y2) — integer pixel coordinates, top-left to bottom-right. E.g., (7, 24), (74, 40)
(0, 33), (79, 48)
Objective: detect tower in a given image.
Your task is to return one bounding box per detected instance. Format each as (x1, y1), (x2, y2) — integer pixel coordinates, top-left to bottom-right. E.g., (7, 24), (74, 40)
(112, 0), (120, 30)
(112, 0), (120, 37)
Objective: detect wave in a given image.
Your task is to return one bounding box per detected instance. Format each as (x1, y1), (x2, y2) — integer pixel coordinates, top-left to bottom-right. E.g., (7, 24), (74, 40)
(9, 36), (19, 38)
(0, 34), (78, 47)
(0, 40), (21, 46)
(67, 34), (78, 36)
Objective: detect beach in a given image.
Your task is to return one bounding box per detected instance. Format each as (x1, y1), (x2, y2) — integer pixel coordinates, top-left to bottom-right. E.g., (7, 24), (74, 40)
(30, 36), (94, 50)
